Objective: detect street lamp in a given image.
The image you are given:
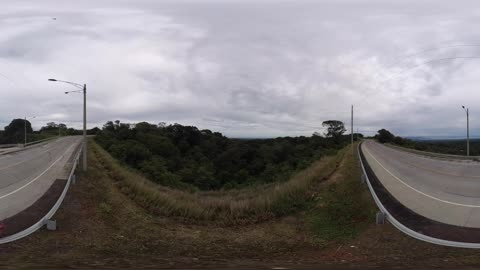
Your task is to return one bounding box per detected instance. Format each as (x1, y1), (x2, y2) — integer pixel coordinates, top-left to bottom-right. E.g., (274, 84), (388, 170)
(24, 116), (36, 146)
(462, 105), (470, 156)
(48, 78), (87, 172)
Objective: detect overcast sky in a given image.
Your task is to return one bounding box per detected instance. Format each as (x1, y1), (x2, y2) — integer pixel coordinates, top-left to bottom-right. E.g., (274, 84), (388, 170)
(1, 0), (480, 137)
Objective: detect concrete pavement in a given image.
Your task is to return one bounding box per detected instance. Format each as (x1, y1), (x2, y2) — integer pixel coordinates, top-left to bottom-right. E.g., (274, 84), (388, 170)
(0, 136), (82, 220)
(362, 140), (480, 228)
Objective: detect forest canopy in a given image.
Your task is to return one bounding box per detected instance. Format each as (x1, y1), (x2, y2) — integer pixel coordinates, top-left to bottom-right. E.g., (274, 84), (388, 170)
(95, 120), (356, 190)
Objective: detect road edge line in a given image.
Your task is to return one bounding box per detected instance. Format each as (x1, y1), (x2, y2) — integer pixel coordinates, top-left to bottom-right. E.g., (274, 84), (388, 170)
(363, 145), (480, 208)
(358, 141), (480, 249)
(0, 142), (82, 244)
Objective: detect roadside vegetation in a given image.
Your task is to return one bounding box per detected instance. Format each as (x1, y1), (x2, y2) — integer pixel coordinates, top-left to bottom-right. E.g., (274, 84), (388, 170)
(91, 120), (370, 223)
(92, 140), (345, 223)
(94, 120), (356, 191)
(307, 147), (376, 245)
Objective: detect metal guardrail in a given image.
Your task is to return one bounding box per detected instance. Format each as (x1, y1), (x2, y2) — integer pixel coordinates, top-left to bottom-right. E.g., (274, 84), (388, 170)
(385, 143), (480, 161)
(0, 137), (57, 150)
(358, 142), (480, 248)
(25, 136), (58, 147)
(0, 146), (82, 244)
(0, 137), (60, 156)
(0, 144), (18, 149)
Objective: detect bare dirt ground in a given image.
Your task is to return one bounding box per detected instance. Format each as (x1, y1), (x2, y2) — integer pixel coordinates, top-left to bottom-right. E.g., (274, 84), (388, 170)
(1, 148), (480, 269)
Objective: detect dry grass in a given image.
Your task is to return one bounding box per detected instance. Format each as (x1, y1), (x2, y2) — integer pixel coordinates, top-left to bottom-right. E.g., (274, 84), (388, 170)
(91, 140), (346, 224)
(0, 143), (318, 268)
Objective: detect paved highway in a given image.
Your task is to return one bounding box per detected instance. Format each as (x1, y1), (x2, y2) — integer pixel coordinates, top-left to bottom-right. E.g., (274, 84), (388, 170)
(0, 136), (81, 220)
(362, 140), (480, 228)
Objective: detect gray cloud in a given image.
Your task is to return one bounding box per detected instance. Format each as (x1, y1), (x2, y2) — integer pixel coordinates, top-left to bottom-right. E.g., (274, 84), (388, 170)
(1, 0), (480, 137)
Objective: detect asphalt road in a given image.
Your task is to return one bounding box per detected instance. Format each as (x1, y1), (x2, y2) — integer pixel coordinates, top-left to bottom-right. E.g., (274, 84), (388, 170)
(362, 140), (480, 228)
(0, 136), (82, 220)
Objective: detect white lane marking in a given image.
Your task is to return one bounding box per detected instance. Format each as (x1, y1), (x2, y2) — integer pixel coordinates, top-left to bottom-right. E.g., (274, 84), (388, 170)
(363, 144), (480, 208)
(0, 147), (58, 170)
(0, 137), (71, 169)
(381, 142), (480, 166)
(371, 142), (480, 179)
(0, 139), (62, 161)
(0, 142), (77, 200)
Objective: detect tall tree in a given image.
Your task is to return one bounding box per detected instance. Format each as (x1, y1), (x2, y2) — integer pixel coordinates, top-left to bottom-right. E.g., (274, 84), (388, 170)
(376, 129), (395, 143)
(4, 119), (32, 143)
(322, 120), (346, 138)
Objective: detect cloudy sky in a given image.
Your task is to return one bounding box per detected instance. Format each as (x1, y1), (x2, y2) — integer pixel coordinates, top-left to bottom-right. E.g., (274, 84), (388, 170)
(1, 0), (480, 137)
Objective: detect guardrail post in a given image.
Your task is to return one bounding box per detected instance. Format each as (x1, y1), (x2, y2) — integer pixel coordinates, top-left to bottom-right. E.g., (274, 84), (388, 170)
(72, 174), (76, 185)
(45, 220), (57, 231)
(361, 174), (366, 184)
(376, 211), (386, 224)
(0, 223), (5, 237)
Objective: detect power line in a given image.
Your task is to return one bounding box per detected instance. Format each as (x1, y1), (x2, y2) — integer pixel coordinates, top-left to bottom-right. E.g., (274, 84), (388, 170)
(386, 44), (480, 69)
(356, 55), (480, 108)
(0, 72), (15, 85)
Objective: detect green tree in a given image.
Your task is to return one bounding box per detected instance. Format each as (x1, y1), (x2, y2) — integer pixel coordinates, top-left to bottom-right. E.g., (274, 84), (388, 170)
(322, 120), (346, 138)
(393, 136), (405, 145)
(109, 140), (152, 168)
(4, 119), (32, 143)
(376, 129), (395, 143)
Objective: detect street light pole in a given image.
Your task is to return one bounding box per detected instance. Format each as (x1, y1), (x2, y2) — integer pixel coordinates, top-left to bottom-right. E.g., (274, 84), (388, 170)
(48, 78), (87, 172)
(24, 116), (26, 147)
(351, 105), (354, 155)
(24, 116), (35, 146)
(467, 108), (470, 156)
(83, 84), (87, 172)
(462, 106), (470, 156)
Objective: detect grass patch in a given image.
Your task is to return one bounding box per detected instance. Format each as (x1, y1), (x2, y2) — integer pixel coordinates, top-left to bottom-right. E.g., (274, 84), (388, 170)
(99, 202), (113, 216)
(308, 145), (376, 246)
(90, 139), (346, 224)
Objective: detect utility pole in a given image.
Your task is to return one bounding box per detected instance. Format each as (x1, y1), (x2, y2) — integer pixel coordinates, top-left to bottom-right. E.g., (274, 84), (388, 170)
(351, 105), (354, 154)
(468, 108), (470, 156)
(24, 116), (35, 147)
(83, 84), (87, 171)
(24, 116), (27, 147)
(462, 106), (470, 156)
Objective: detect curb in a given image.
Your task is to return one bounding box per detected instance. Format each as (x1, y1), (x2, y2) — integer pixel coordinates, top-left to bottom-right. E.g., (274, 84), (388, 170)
(385, 143), (480, 161)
